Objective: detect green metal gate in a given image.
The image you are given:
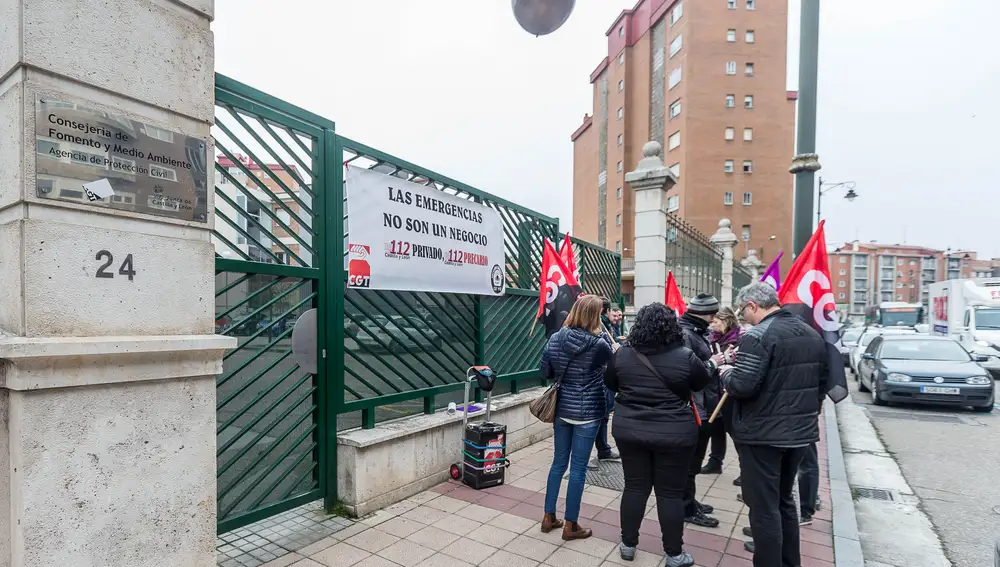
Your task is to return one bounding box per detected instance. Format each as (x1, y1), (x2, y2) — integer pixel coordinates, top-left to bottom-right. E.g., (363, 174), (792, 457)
(212, 75), (337, 533)
(212, 74), (621, 533)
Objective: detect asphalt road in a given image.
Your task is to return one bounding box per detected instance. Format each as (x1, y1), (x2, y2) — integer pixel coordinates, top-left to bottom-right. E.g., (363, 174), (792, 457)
(847, 368), (1000, 567)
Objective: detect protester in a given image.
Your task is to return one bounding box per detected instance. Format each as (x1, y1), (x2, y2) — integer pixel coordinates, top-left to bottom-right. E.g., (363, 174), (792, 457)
(700, 307), (743, 475)
(609, 306), (627, 338)
(604, 303), (710, 567)
(589, 298), (620, 470)
(797, 426), (822, 525)
(721, 282), (829, 566)
(539, 295), (615, 541)
(676, 293), (722, 528)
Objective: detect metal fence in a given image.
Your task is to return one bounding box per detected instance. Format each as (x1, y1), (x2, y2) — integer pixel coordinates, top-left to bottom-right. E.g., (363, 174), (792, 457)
(212, 75), (334, 533)
(732, 264), (755, 305)
(211, 74), (621, 532)
(665, 213), (723, 301)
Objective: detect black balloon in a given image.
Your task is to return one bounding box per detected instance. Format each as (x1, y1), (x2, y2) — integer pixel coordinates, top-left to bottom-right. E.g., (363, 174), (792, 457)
(511, 0), (576, 36)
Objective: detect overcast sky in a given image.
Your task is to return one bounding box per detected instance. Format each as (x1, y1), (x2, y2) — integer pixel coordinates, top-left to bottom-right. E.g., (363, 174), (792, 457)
(214, 0), (999, 258)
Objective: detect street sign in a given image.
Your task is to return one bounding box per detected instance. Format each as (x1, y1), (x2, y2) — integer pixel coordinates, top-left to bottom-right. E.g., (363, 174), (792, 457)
(34, 95), (209, 222)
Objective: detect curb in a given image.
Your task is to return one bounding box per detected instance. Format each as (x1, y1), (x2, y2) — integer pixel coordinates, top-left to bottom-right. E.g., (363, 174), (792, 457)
(824, 398), (865, 567)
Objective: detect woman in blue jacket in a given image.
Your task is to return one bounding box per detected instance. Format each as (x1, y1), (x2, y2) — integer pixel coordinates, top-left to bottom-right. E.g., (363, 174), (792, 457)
(538, 295), (614, 541)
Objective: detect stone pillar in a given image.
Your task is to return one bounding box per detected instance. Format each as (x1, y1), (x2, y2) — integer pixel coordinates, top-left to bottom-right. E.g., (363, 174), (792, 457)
(625, 142), (677, 309)
(710, 219), (739, 306)
(741, 249), (765, 278)
(0, 2), (231, 566)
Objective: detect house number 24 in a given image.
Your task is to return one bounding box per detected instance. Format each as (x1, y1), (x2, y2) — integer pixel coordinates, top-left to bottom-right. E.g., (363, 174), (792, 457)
(95, 250), (136, 281)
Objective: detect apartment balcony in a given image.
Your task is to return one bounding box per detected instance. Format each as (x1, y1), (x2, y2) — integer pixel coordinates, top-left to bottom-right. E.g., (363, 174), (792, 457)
(621, 256), (635, 280)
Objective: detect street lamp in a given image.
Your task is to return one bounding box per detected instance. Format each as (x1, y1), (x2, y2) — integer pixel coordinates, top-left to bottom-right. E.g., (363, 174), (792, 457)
(817, 178), (858, 226)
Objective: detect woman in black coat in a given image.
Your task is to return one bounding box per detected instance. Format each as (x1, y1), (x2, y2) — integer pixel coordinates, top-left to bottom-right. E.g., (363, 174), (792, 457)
(604, 303), (710, 567)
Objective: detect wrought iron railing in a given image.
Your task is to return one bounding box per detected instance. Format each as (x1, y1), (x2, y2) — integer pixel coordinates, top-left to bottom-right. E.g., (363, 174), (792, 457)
(665, 213), (723, 301)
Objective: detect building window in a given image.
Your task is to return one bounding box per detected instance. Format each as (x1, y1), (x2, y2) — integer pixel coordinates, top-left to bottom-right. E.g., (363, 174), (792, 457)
(741, 225), (751, 242)
(669, 67), (682, 89)
(618, 79), (624, 92)
(897, 270), (903, 277)
(724, 192), (734, 205)
(728, 0), (736, 8)
(667, 195), (680, 211)
(617, 161), (623, 172)
(617, 134), (623, 146)
(743, 160), (753, 173)
(743, 127), (753, 141)
(616, 240), (622, 253)
(726, 61), (737, 75)
(742, 191), (752, 205)
(617, 187), (622, 199)
(839, 281), (847, 288)
(840, 269), (847, 275)
(669, 99), (681, 119)
(671, 0), (683, 24)
(909, 259), (916, 265)
(619, 52), (625, 65)
(670, 35), (683, 57)
(839, 292), (846, 300)
(745, 63), (755, 76)
(669, 163), (680, 177)
(747, 0), (755, 9)
(616, 214), (622, 226)
(725, 127), (735, 140)
(897, 259), (904, 265)
(897, 282), (904, 289)
(668, 131), (681, 151)
(143, 125), (174, 143)
(840, 256), (847, 263)
(897, 294), (903, 300)
(746, 30), (755, 43)
(617, 107), (623, 120)
(727, 29), (737, 42)
(744, 95), (754, 108)
(725, 94), (736, 108)
(618, 25), (625, 38)
(724, 160), (735, 173)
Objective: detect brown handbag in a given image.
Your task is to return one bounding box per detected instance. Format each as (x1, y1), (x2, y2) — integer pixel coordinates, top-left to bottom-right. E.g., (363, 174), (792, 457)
(529, 352), (580, 423)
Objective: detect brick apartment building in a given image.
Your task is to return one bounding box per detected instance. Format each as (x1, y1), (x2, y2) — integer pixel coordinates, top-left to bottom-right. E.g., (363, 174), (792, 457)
(828, 241), (1000, 321)
(571, 0), (797, 301)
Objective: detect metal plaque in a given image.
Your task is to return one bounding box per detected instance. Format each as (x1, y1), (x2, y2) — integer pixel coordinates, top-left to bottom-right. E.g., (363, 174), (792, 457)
(34, 96), (209, 222)
(290, 308), (318, 374)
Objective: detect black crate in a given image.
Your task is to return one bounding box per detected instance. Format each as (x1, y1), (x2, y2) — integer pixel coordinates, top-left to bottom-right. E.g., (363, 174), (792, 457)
(462, 422), (507, 490)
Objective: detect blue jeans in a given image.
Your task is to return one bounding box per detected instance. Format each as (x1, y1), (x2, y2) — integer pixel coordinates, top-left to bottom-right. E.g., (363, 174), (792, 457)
(545, 419), (600, 522)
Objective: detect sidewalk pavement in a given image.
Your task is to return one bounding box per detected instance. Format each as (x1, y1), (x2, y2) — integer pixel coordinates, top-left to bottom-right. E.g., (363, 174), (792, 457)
(258, 427), (835, 567)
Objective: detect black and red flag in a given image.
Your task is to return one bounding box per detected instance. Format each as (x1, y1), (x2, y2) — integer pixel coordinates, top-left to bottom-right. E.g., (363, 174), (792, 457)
(535, 238), (583, 338)
(777, 221), (849, 403)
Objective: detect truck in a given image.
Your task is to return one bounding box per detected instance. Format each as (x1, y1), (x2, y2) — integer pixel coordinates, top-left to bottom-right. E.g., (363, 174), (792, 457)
(928, 278), (1000, 377)
(864, 301), (924, 328)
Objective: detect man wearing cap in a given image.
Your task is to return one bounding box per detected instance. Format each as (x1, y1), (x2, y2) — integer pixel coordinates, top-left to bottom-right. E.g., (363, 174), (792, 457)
(677, 293), (723, 528)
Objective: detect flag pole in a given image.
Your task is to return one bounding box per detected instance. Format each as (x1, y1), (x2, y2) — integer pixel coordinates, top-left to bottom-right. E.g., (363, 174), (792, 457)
(708, 392), (728, 423)
(528, 318), (538, 338)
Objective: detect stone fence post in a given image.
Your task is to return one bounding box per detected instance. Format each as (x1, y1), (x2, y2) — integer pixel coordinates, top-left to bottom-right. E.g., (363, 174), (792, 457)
(710, 219), (739, 307)
(741, 249), (765, 278)
(625, 142), (677, 310)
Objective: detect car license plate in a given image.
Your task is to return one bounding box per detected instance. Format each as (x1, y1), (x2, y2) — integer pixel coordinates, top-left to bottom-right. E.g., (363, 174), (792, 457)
(919, 386), (960, 395)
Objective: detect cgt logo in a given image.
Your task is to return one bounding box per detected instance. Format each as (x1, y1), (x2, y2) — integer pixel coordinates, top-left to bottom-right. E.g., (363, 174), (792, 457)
(796, 269), (840, 332)
(348, 244), (371, 288)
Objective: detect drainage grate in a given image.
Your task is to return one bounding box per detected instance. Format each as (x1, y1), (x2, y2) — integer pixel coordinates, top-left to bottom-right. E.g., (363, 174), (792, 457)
(582, 460), (625, 491)
(867, 410), (963, 423)
(853, 487), (894, 501)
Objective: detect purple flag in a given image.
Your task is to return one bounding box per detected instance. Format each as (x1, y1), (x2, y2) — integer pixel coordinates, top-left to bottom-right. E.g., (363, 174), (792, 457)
(760, 252), (783, 291)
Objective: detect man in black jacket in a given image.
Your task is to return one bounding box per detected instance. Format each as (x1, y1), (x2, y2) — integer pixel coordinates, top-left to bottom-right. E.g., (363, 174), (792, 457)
(676, 293), (722, 529)
(722, 282), (829, 567)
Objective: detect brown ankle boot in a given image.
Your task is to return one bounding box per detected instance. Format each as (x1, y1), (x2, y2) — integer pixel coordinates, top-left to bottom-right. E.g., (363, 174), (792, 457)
(561, 521), (592, 541)
(540, 513), (564, 533)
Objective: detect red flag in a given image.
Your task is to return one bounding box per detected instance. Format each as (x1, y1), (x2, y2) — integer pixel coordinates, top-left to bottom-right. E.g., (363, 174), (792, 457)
(537, 239), (582, 337)
(558, 233), (581, 285)
(665, 271), (686, 316)
(778, 221), (848, 403)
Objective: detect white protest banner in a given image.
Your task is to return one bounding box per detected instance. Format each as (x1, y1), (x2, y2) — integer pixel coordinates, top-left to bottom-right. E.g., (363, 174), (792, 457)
(345, 166), (506, 296)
